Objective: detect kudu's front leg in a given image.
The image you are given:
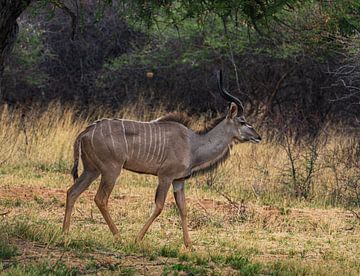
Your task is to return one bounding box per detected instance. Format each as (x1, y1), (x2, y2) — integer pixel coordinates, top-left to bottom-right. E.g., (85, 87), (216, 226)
(173, 180), (191, 248)
(136, 177), (172, 242)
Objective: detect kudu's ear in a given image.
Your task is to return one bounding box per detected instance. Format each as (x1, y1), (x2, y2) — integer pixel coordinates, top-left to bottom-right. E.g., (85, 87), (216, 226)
(226, 102), (238, 119)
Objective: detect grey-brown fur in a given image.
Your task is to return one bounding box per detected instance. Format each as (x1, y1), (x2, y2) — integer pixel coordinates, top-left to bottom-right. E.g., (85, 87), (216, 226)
(63, 71), (262, 247)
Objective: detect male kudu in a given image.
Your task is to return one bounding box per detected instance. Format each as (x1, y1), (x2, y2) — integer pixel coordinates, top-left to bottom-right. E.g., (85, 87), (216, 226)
(62, 71), (261, 247)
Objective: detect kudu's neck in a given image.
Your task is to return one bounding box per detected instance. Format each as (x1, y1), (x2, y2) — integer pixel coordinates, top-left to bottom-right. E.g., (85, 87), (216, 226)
(190, 120), (233, 172)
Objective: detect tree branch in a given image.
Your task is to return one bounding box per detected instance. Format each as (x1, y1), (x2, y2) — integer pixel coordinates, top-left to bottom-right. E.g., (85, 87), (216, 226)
(50, 0), (78, 40)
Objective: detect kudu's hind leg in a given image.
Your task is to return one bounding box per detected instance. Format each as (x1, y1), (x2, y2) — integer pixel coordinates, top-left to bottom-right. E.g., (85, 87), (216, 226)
(63, 170), (99, 232)
(136, 177), (172, 242)
(94, 169), (121, 236)
(173, 181), (191, 247)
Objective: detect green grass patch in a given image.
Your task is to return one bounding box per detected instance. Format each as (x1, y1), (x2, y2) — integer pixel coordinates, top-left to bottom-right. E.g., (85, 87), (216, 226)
(4, 219), (63, 246)
(178, 252), (190, 262)
(1, 217), (110, 253)
(163, 263), (208, 275)
(119, 267), (138, 276)
(159, 245), (179, 258)
(2, 261), (79, 276)
(0, 198), (24, 208)
(225, 254), (261, 275)
(208, 253), (262, 275)
(265, 261), (311, 275)
(0, 239), (18, 260)
(34, 160), (70, 174)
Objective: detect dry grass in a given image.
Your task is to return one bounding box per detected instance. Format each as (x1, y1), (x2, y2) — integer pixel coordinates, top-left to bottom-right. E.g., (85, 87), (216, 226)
(0, 103), (359, 275)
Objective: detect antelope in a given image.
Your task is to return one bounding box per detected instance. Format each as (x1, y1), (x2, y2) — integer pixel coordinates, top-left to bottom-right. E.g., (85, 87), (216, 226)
(62, 71), (261, 247)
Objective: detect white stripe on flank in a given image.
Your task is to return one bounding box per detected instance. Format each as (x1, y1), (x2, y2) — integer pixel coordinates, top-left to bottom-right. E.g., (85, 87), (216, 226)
(149, 124), (158, 163)
(156, 124), (162, 162)
(91, 123), (97, 149)
(136, 122), (142, 160)
(141, 123), (147, 162)
(129, 121), (135, 159)
(100, 121), (104, 138)
(155, 124), (160, 162)
(108, 120), (115, 153)
(143, 123), (148, 162)
(145, 123), (152, 162)
(90, 123), (102, 164)
(121, 120), (129, 156)
(159, 127), (166, 163)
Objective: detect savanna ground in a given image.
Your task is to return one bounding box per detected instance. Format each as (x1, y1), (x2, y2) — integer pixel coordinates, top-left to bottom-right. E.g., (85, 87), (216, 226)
(0, 103), (359, 275)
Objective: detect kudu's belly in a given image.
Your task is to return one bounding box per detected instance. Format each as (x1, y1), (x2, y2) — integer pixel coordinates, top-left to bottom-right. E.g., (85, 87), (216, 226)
(123, 159), (160, 176)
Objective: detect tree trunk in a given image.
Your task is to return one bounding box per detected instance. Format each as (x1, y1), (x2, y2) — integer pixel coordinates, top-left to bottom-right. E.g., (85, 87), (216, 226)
(0, 0), (32, 102)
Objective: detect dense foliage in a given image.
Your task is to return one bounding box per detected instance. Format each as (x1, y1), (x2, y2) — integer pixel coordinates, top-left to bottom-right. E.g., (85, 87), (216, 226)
(1, 0), (359, 139)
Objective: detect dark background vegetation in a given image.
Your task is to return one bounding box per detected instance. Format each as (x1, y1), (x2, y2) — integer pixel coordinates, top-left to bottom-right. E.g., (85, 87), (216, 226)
(1, 0), (359, 138)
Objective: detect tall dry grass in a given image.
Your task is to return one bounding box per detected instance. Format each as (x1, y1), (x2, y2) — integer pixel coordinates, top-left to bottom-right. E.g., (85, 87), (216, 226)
(0, 102), (358, 207)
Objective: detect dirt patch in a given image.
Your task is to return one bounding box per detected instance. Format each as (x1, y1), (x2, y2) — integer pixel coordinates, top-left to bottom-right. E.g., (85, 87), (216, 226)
(0, 185), (140, 205)
(0, 184), (228, 210)
(0, 185), (68, 201)
(0, 185), (358, 235)
(0, 185), (358, 222)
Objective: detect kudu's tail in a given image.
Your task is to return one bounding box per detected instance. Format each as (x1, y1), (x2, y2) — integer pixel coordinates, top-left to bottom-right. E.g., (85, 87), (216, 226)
(71, 134), (82, 182)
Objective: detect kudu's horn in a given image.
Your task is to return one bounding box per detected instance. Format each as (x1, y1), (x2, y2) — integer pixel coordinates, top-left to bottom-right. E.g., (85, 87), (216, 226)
(217, 70), (244, 114)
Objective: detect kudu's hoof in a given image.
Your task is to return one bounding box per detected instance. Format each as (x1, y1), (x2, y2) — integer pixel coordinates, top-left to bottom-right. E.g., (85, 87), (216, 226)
(181, 242), (194, 252)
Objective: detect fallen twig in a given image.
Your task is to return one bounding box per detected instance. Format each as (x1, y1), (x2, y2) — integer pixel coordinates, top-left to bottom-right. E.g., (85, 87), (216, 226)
(0, 210), (11, 216)
(349, 210), (360, 222)
(196, 200), (213, 221)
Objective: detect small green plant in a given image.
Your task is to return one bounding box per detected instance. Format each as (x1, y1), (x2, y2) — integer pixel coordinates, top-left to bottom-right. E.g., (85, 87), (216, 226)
(281, 137), (321, 200)
(163, 263), (208, 276)
(3, 261), (79, 276)
(225, 254), (261, 275)
(0, 199), (23, 208)
(33, 196), (45, 205)
(193, 255), (208, 266)
(159, 245), (179, 258)
(0, 239), (18, 260)
(5, 219), (64, 248)
(266, 261), (309, 276)
(35, 160), (69, 174)
(119, 267), (138, 276)
(178, 252), (190, 262)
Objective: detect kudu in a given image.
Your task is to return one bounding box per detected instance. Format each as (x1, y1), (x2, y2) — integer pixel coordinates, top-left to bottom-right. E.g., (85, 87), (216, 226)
(62, 71), (261, 247)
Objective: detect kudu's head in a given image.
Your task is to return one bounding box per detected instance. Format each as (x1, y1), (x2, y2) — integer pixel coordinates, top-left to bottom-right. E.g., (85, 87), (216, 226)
(217, 71), (261, 144)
